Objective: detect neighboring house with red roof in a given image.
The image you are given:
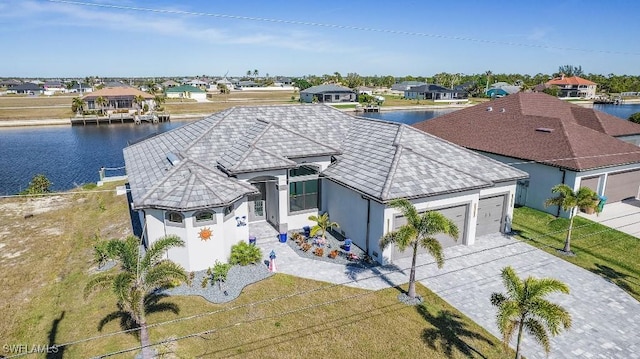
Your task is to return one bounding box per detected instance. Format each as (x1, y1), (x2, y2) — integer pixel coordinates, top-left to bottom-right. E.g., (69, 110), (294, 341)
(414, 92), (640, 218)
(546, 75), (597, 99)
(82, 86), (154, 113)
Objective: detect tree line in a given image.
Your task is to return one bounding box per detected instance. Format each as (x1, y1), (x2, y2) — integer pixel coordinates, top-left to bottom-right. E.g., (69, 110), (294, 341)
(293, 70), (640, 95)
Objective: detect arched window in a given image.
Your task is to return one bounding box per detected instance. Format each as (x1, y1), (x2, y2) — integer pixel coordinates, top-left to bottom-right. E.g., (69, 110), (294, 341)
(193, 210), (216, 225)
(165, 211), (185, 226)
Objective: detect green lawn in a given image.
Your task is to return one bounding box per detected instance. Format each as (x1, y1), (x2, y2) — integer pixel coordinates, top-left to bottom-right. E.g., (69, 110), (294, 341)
(0, 185), (512, 358)
(512, 206), (640, 301)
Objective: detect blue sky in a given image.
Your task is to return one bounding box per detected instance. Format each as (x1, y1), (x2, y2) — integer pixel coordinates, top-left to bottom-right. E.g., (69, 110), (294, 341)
(2, 0), (639, 78)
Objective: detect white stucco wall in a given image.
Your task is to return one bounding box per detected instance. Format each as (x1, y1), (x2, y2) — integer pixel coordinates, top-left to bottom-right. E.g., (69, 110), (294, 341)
(321, 179), (369, 250)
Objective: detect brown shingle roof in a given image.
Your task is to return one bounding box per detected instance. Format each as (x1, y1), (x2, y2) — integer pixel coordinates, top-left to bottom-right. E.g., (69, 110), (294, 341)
(413, 92), (640, 171)
(83, 86), (153, 99)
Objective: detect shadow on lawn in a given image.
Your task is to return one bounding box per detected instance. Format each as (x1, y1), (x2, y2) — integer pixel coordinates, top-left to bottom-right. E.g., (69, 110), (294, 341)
(97, 292), (180, 339)
(343, 263), (403, 294)
(591, 263), (639, 297)
(417, 305), (494, 359)
(46, 311), (65, 359)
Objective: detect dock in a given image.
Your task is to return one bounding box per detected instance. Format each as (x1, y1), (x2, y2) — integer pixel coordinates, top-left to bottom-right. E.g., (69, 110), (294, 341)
(354, 104), (380, 113)
(71, 112), (170, 125)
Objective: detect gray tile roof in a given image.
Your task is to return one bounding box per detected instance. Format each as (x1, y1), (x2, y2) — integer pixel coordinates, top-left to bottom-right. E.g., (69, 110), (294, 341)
(124, 105), (527, 210)
(300, 84), (355, 94)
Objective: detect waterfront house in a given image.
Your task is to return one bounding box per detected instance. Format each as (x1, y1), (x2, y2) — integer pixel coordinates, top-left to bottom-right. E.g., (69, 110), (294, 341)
(546, 75), (597, 99)
(161, 80), (180, 88)
(414, 92), (640, 218)
(123, 105), (526, 271)
(390, 81), (426, 93)
(404, 84), (467, 102)
(165, 85), (207, 101)
(300, 84), (356, 103)
(0, 79), (22, 89)
(83, 87), (154, 113)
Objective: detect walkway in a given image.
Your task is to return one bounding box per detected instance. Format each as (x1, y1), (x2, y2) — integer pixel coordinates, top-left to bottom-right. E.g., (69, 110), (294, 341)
(578, 200), (640, 238)
(251, 221), (640, 358)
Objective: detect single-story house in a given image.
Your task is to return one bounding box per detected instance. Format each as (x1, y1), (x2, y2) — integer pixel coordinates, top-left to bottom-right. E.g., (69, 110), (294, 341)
(413, 92), (640, 218)
(300, 84), (356, 103)
(0, 79), (22, 88)
(83, 87), (154, 112)
(356, 86), (373, 96)
(234, 81), (261, 89)
(66, 83), (93, 94)
(404, 84), (467, 102)
(9, 83), (43, 94)
(162, 80), (180, 88)
(165, 85), (207, 101)
(183, 79), (208, 88)
(546, 75), (597, 99)
(123, 105), (527, 271)
(390, 81), (426, 93)
(486, 82), (521, 98)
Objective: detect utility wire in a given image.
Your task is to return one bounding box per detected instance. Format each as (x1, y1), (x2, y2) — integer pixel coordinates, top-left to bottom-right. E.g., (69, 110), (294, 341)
(46, 0), (640, 56)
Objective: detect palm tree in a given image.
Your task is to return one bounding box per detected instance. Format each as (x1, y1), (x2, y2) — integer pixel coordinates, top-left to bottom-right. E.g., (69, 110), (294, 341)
(379, 199), (458, 299)
(71, 97), (85, 115)
(253, 69), (259, 79)
(95, 96), (108, 115)
(133, 94), (145, 115)
(491, 266), (571, 359)
(485, 70), (493, 94)
(246, 70), (252, 78)
(153, 94), (166, 111)
(544, 184), (599, 254)
(85, 235), (188, 359)
(308, 212), (339, 241)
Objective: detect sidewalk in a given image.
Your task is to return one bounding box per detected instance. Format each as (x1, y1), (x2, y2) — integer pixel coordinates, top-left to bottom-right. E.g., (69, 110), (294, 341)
(577, 200), (640, 238)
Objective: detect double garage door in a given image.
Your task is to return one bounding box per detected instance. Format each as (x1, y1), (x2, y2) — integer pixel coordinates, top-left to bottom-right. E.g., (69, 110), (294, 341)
(582, 170), (640, 203)
(392, 205), (467, 260)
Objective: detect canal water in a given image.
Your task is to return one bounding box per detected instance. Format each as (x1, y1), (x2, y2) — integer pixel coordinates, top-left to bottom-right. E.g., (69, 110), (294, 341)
(1, 104), (639, 195)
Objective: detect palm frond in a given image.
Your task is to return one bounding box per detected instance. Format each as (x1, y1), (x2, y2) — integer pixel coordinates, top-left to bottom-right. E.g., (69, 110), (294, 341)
(524, 318), (551, 353)
(529, 299), (572, 335)
(142, 234), (184, 269)
(500, 266), (524, 299)
(527, 277), (570, 299)
(145, 261), (188, 290)
(112, 272), (135, 303)
(389, 199), (420, 226)
(419, 236), (444, 268)
(84, 274), (116, 299)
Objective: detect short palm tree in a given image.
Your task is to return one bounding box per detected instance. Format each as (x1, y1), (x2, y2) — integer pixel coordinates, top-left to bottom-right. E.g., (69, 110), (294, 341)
(133, 94), (145, 115)
(84, 235), (188, 359)
(545, 184), (599, 254)
(71, 97), (85, 115)
(95, 96), (108, 115)
(379, 199), (458, 299)
(308, 212), (339, 241)
(491, 266), (572, 359)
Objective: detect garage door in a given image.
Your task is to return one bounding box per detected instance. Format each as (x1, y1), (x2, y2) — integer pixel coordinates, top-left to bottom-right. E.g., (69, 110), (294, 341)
(605, 170), (640, 202)
(392, 205), (467, 260)
(476, 196), (505, 237)
(580, 176), (599, 193)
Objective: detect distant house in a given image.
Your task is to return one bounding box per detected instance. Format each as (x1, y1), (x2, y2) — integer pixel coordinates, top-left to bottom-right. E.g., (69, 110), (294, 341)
(235, 81), (260, 89)
(184, 79), (208, 88)
(275, 77), (293, 86)
(83, 87), (154, 113)
(67, 83), (93, 94)
(356, 86), (373, 96)
(9, 83), (43, 94)
(404, 84), (467, 102)
(414, 92), (640, 218)
(546, 75), (597, 99)
(300, 84), (356, 103)
(0, 79), (22, 88)
(165, 85), (207, 101)
(486, 82), (521, 98)
(161, 80), (179, 88)
(390, 81), (426, 94)
(123, 105), (526, 271)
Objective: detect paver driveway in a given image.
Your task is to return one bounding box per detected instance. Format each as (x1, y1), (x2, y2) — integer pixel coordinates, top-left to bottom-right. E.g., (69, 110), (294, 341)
(253, 222), (640, 358)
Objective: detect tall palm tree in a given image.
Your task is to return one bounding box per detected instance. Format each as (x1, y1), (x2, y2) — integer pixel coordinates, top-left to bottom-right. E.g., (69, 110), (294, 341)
(491, 266), (571, 359)
(133, 94), (145, 115)
(308, 212), (339, 241)
(379, 199), (458, 299)
(253, 69), (259, 79)
(85, 235), (188, 359)
(545, 184), (599, 254)
(71, 97), (85, 115)
(95, 96), (108, 115)
(485, 70), (493, 94)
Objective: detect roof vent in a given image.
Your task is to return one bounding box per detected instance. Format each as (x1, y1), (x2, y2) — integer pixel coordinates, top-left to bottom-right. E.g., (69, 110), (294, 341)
(535, 128), (554, 133)
(500, 108), (506, 113)
(166, 152), (181, 166)
(486, 106), (493, 112)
